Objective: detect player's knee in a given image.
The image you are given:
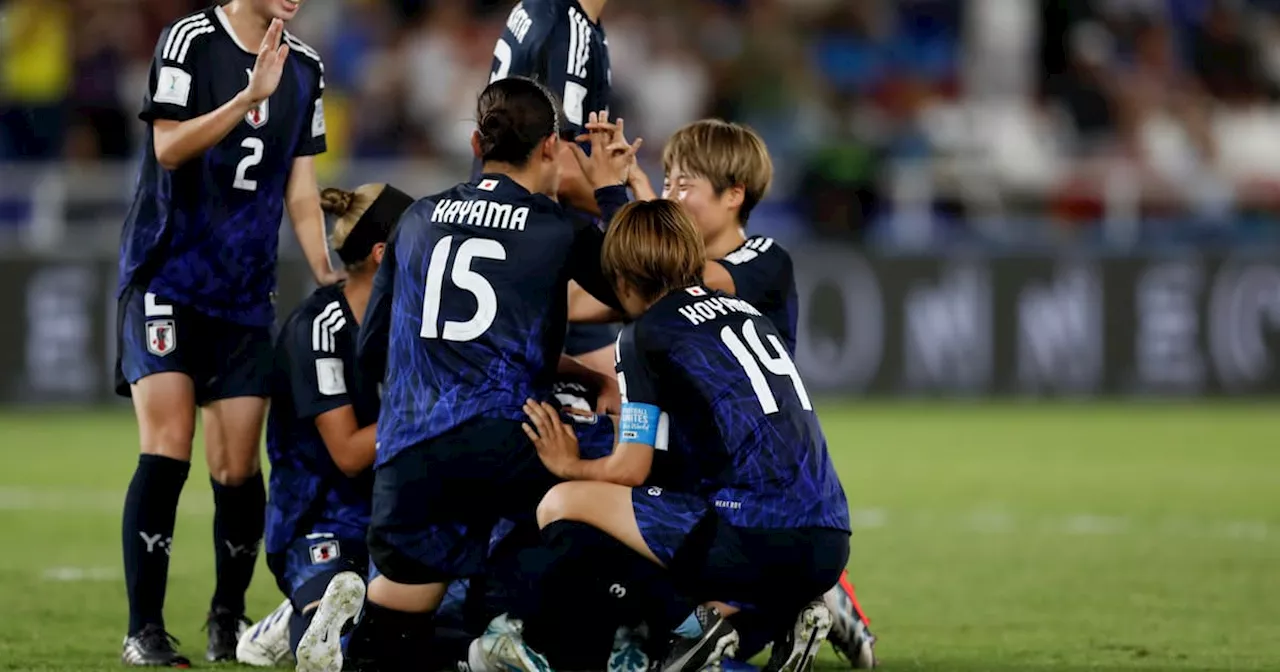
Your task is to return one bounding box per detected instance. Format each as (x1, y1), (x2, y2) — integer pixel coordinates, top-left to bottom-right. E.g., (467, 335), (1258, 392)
(207, 449), (260, 486)
(536, 483), (577, 528)
(137, 417), (195, 461)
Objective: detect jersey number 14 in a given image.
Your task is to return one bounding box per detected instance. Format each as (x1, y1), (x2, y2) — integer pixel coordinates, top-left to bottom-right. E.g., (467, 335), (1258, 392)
(420, 236), (505, 342)
(722, 319), (812, 415)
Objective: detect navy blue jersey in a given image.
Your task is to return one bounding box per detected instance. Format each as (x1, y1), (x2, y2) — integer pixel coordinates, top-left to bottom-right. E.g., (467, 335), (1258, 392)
(118, 6), (327, 327)
(718, 236), (798, 355)
(265, 284), (376, 555)
(616, 287), (849, 532)
(363, 175), (623, 467)
(489, 0), (611, 136)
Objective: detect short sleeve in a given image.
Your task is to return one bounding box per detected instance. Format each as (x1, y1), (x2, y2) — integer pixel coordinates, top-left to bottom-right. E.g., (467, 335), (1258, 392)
(719, 238), (791, 306)
(615, 322), (660, 407)
(293, 64), (327, 157)
(285, 306), (352, 420)
(541, 9), (591, 135)
(139, 19), (211, 123)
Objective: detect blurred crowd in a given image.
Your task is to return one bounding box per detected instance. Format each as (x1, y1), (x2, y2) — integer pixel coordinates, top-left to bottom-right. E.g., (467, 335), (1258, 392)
(3, 0), (1280, 246)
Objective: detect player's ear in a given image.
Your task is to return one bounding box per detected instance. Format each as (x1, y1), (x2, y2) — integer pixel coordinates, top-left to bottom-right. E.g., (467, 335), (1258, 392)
(371, 242), (387, 266)
(722, 184), (746, 210)
(542, 135), (560, 163)
(471, 130), (484, 160)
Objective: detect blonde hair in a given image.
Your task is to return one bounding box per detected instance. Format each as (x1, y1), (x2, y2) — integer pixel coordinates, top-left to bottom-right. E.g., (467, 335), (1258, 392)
(320, 183), (387, 269)
(602, 200), (706, 305)
(662, 119), (774, 226)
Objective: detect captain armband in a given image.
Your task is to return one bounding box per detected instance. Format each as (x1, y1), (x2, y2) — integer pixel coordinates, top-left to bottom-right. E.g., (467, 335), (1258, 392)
(618, 402), (670, 451)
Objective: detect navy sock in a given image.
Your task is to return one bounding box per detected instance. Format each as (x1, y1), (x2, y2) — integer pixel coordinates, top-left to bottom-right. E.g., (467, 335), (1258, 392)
(210, 472), (265, 615)
(122, 454), (190, 635)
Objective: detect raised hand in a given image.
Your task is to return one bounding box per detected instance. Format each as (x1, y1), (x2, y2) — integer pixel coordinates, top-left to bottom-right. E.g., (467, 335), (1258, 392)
(244, 19), (290, 105)
(570, 111), (643, 189)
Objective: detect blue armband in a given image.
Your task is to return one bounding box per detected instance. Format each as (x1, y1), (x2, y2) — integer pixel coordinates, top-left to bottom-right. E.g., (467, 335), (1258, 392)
(618, 402), (669, 450)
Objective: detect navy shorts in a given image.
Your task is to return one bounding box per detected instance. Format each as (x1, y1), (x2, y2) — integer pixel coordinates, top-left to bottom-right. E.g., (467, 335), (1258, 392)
(633, 487), (850, 620)
(367, 418), (559, 585)
(114, 286), (272, 404)
(266, 534), (368, 604)
(564, 322), (621, 357)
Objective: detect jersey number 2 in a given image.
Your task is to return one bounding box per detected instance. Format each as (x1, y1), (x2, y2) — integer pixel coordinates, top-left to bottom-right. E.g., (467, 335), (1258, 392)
(233, 137), (264, 192)
(421, 236), (506, 342)
(721, 319), (812, 414)
(490, 39), (512, 83)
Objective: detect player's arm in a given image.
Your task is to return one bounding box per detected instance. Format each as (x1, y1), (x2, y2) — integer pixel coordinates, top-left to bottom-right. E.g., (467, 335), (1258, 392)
(150, 19), (291, 170)
(525, 325), (663, 486)
(286, 158), (339, 285)
(287, 324), (374, 477)
(356, 230), (398, 383)
(566, 215), (626, 312)
(568, 281), (624, 323)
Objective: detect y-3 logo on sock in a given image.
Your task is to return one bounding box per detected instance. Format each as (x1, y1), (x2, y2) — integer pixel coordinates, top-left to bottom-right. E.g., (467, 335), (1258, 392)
(609, 583), (627, 599)
(139, 532), (172, 555)
(224, 540), (261, 559)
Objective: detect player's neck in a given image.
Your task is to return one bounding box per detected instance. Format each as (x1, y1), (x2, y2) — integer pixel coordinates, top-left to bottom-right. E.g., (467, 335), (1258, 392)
(578, 0), (606, 23)
(705, 225), (746, 260)
(343, 274), (374, 326)
(481, 163), (545, 198)
(222, 0), (272, 46)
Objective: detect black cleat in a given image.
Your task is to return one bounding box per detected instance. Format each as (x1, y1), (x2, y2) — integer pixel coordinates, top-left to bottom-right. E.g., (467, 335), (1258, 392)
(205, 607), (250, 663)
(122, 624), (191, 667)
(657, 605), (739, 672)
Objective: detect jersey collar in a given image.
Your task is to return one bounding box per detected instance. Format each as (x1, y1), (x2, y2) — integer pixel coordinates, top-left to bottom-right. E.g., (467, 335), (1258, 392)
(214, 5), (255, 55)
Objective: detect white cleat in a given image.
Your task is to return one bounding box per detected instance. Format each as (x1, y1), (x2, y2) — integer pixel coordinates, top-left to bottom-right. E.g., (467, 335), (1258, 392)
(295, 571), (366, 672)
(237, 598), (295, 667)
(763, 602), (833, 672)
(823, 583), (877, 668)
(467, 613), (553, 672)
(608, 625), (650, 672)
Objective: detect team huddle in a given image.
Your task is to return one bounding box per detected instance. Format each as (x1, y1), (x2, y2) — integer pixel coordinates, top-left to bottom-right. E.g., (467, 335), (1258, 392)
(114, 1), (876, 671)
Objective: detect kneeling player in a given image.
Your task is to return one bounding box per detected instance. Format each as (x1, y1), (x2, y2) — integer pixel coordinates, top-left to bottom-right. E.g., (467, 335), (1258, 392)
(474, 200), (851, 672)
(235, 184), (413, 670)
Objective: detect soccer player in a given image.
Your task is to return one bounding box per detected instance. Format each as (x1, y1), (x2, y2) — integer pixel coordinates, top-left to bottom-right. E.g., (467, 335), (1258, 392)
(575, 119), (878, 667)
(487, 199), (850, 672)
(233, 184), (413, 670)
(115, 0), (335, 665)
(490, 0), (620, 379)
(341, 76), (636, 671)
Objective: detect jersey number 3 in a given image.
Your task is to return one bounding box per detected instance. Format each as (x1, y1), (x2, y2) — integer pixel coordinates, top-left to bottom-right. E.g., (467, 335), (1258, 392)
(721, 319), (812, 414)
(421, 235), (506, 342)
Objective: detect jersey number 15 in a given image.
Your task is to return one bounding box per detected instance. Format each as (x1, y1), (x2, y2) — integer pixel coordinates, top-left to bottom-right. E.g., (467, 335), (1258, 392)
(722, 319), (812, 415)
(420, 235), (505, 342)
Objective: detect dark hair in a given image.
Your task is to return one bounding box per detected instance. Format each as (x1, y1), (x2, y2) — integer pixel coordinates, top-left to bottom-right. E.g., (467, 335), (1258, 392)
(476, 77), (559, 165)
(603, 200), (706, 305)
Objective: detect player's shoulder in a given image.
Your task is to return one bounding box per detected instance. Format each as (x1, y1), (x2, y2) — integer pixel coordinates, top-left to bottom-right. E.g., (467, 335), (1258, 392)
(282, 285), (348, 352)
(721, 235), (791, 267)
(154, 8), (218, 66)
(517, 0), (572, 22)
(283, 29), (325, 78)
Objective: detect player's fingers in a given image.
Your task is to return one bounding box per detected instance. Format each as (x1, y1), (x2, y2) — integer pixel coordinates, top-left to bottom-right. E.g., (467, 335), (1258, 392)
(567, 142), (590, 172)
(276, 43), (290, 65)
(521, 422), (539, 441)
(538, 401), (561, 423)
(629, 137), (644, 156)
(561, 422), (577, 440)
(575, 134), (591, 144)
(615, 118), (625, 140)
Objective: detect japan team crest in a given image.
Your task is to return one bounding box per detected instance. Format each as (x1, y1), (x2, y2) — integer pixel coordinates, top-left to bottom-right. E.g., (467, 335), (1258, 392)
(146, 320), (176, 357)
(244, 69), (269, 128)
(309, 539), (341, 564)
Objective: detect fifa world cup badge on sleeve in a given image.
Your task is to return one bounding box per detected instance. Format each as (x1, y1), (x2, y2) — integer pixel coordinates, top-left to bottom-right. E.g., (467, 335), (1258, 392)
(146, 320), (177, 357)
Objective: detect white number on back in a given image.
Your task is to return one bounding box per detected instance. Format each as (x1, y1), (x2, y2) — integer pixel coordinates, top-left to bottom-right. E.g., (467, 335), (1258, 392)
(421, 236), (506, 342)
(490, 39), (512, 83)
(720, 319), (812, 415)
(233, 137), (264, 192)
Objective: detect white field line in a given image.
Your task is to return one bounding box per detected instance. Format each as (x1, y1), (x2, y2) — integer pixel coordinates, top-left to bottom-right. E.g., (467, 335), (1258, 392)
(1, 486), (1271, 544)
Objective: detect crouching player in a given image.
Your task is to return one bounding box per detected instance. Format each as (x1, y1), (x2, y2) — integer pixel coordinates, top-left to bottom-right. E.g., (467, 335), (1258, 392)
(475, 200), (851, 672)
(235, 184), (414, 670)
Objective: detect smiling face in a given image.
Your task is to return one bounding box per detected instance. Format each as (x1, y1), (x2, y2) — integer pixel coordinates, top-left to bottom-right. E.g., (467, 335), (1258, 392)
(662, 163), (742, 244)
(250, 0), (304, 22)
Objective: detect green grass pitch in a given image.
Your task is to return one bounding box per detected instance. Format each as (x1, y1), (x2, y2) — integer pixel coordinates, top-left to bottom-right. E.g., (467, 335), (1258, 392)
(0, 403), (1277, 671)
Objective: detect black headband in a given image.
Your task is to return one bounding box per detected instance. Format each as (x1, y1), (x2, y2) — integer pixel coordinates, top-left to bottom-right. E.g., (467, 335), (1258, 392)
(335, 185), (414, 265)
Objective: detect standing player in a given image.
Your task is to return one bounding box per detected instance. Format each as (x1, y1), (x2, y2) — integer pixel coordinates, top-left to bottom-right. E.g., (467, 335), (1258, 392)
(115, 0), (336, 665)
(234, 184), (413, 671)
(494, 199), (851, 672)
(339, 76), (636, 671)
(490, 0), (620, 378)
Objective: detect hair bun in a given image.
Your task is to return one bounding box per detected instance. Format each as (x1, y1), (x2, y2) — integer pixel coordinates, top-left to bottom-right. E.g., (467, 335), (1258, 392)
(320, 187), (356, 217)
(479, 108), (520, 156)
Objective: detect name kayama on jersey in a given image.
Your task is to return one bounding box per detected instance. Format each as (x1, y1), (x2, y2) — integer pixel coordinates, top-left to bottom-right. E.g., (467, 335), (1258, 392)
(678, 294), (762, 326)
(430, 198), (530, 231)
